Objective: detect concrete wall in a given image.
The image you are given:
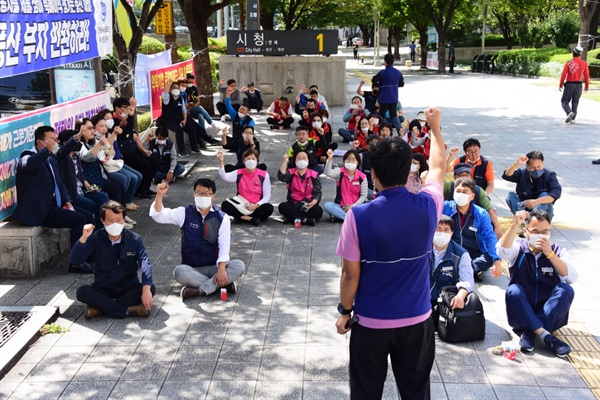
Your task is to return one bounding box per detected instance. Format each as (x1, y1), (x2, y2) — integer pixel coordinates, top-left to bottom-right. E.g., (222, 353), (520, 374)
(219, 56), (346, 107)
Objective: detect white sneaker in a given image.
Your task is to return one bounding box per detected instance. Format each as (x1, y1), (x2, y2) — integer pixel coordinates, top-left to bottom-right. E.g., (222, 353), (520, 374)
(220, 115), (227, 122)
(210, 121), (219, 128)
(124, 216), (136, 225)
(124, 222), (134, 230)
(565, 112), (575, 123)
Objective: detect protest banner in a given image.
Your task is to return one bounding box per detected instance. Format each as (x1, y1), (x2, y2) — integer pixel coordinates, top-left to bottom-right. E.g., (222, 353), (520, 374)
(0, 0), (112, 78)
(0, 91), (111, 221)
(135, 50), (172, 106)
(149, 59), (194, 120)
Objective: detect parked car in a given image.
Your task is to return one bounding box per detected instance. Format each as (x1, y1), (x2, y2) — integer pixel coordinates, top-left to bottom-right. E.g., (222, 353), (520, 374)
(174, 26), (189, 33)
(0, 70), (52, 116)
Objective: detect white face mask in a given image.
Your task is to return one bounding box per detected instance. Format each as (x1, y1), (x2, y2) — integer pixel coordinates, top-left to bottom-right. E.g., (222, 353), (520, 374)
(121, 112), (128, 119)
(323, 117), (328, 123)
(296, 160), (309, 169)
(453, 192), (471, 207)
(238, 112), (246, 120)
(104, 222), (124, 236)
(195, 196), (212, 210)
(156, 139), (167, 145)
(361, 127), (369, 133)
(171, 89), (181, 97)
(372, 118), (379, 125)
(410, 164), (419, 173)
(528, 234), (550, 249)
(105, 119), (115, 129)
(344, 162), (357, 171)
(312, 121), (322, 129)
(433, 232), (452, 248)
(51, 143), (59, 155)
(244, 159), (257, 170)
(297, 140), (307, 146)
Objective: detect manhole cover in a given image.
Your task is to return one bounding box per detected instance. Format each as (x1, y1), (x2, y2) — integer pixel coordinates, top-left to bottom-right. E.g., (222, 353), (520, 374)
(0, 312), (32, 348)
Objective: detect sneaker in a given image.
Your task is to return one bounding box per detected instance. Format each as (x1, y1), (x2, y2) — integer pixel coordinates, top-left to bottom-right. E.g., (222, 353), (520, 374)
(592, 159), (600, 165)
(565, 112), (575, 123)
(124, 216), (136, 225)
(209, 138), (221, 145)
(69, 262), (94, 274)
(85, 306), (102, 319)
(126, 203), (139, 211)
(220, 116), (227, 122)
(190, 150), (202, 154)
(305, 218), (316, 226)
(210, 121), (219, 128)
(282, 217), (291, 224)
(543, 333), (572, 357)
(474, 270), (484, 282)
(180, 286), (203, 299)
(127, 304), (150, 318)
(269, 124), (278, 130)
(147, 189), (156, 195)
(224, 282), (237, 294)
(179, 152), (189, 158)
(250, 217), (260, 226)
(124, 222), (134, 230)
(519, 329), (535, 352)
(198, 142), (208, 149)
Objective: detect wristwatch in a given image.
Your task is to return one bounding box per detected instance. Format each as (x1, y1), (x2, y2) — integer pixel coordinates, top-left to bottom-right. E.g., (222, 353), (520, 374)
(337, 303), (353, 315)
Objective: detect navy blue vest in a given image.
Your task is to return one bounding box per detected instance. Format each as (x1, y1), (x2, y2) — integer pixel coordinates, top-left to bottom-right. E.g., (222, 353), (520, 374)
(449, 206), (480, 258)
(352, 186), (436, 320)
(430, 241), (468, 302)
(92, 229), (142, 292)
(181, 205), (224, 267)
(509, 240), (562, 308)
(149, 139), (174, 171)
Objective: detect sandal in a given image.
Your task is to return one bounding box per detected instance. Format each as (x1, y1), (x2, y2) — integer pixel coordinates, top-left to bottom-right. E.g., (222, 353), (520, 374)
(126, 203), (139, 211)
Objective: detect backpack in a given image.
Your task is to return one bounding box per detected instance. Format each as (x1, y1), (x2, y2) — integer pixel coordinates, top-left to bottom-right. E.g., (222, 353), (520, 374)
(437, 286), (485, 343)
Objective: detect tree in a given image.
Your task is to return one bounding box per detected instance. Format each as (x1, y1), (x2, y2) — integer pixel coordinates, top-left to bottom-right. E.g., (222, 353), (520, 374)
(113, 0), (165, 99)
(178, 0), (233, 115)
(578, 0), (599, 60)
(422, 0), (464, 73)
(395, 0), (434, 69)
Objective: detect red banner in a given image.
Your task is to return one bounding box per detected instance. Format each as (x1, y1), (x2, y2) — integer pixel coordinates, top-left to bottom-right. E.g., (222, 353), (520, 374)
(150, 59), (195, 120)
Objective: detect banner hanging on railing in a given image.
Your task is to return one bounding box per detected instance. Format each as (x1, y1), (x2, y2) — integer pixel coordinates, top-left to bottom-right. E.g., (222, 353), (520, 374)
(149, 59), (194, 120)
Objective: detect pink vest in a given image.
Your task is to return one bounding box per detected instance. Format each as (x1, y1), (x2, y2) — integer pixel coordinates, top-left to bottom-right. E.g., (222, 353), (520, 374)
(237, 168), (267, 204)
(336, 168), (366, 207)
(288, 168), (318, 203)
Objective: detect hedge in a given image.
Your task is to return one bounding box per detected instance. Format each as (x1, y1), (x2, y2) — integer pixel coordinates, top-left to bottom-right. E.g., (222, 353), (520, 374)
(139, 36), (166, 55)
(495, 47), (600, 78)
(138, 112), (152, 132)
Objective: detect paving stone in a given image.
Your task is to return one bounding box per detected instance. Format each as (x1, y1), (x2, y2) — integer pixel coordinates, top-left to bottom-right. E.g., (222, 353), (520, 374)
(483, 365), (537, 386)
(541, 386), (597, 400)
(529, 367), (588, 388)
(86, 345), (136, 364)
(40, 345), (94, 364)
(302, 381), (349, 400)
(119, 362), (170, 381)
(254, 381), (303, 400)
(59, 381), (117, 400)
(25, 362), (82, 382)
(166, 362), (216, 381)
(157, 381), (210, 400)
(9, 381), (69, 400)
(108, 380), (162, 399)
(73, 362), (127, 381)
(212, 361), (260, 381)
(491, 384), (545, 400)
(205, 380), (257, 400)
(444, 383), (497, 400)
(439, 364), (489, 384)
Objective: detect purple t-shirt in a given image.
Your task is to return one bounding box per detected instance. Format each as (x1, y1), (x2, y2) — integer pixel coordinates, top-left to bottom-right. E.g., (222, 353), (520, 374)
(336, 182), (444, 329)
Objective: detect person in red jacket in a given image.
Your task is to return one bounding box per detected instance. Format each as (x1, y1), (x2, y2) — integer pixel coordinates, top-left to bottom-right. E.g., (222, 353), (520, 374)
(559, 46), (590, 124)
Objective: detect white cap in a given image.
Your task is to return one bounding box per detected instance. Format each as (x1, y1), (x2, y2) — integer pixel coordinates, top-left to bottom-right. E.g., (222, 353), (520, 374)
(574, 46), (583, 55)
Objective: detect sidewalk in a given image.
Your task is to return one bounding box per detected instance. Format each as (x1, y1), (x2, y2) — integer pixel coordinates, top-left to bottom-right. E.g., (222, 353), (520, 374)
(0, 49), (599, 399)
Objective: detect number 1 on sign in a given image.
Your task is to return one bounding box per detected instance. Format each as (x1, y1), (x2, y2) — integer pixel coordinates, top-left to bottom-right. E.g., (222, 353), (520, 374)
(316, 33), (323, 52)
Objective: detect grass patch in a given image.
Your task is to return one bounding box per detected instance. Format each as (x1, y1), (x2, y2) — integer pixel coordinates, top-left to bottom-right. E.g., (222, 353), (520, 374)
(39, 323), (68, 335)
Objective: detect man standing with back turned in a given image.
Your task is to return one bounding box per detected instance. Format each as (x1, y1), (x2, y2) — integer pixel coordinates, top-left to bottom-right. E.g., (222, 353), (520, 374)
(335, 108), (446, 399)
(559, 45), (589, 124)
(372, 54), (404, 135)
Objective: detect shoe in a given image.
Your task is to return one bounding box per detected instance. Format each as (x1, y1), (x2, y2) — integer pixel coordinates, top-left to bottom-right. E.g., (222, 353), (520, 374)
(125, 203), (139, 211)
(179, 152), (189, 158)
(135, 191), (151, 199)
(220, 116), (227, 122)
(270, 125), (278, 130)
(282, 217), (291, 224)
(85, 306), (102, 319)
(519, 329), (535, 352)
(329, 216), (336, 223)
(542, 333), (572, 357)
(210, 121), (219, 128)
(127, 304), (150, 318)
(124, 222), (134, 230)
(305, 218), (316, 226)
(198, 142), (208, 149)
(565, 112), (575, 123)
(69, 262), (94, 274)
(146, 189), (156, 195)
(474, 270), (484, 282)
(180, 286), (203, 299)
(592, 159), (600, 165)
(191, 150), (202, 154)
(124, 216), (136, 225)
(279, 126), (285, 130)
(224, 281), (237, 294)
(250, 217), (259, 226)
(209, 138), (221, 145)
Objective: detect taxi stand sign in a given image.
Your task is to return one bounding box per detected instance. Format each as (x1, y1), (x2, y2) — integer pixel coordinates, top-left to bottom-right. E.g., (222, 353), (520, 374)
(155, 1), (174, 35)
(226, 30), (338, 56)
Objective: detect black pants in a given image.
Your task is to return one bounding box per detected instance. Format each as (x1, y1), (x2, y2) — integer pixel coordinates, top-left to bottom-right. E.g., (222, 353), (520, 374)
(122, 152), (158, 194)
(349, 317), (435, 400)
(561, 82), (583, 118)
(185, 118), (212, 143)
(449, 59), (455, 74)
(216, 102), (240, 116)
(41, 204), (90, 248)
(223, 136), (241, 152)
(267, 117), (294, 129)
(243, 98), (263, 111)
(278, 201), (323, 221)
(221, 201), (274, 221)
(104, 177), (125, 205)
(76, 283), (156, 318)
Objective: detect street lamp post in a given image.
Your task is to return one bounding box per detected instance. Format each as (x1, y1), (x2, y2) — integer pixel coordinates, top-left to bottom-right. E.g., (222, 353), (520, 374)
(373, 9), (381, 66)
(481, 0), (488, 54)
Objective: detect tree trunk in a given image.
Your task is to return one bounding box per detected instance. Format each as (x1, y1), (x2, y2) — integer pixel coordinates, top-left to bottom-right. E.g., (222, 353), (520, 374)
(239, 0), (245, 29)
(436, 33), (446, 74)
(590, 4), (600, 49)
(418, 27), (428, 69)
(387, 28), (393, 54)
(393, 27), (401, 58)
(189, 19), (215, 114)
(261, 11), (275, 30)
(579, 0), (599, 60)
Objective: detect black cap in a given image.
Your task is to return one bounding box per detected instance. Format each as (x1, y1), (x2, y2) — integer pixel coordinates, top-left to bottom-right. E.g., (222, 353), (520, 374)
(454, 163), (472, 175)
(186, 73), (195, 80)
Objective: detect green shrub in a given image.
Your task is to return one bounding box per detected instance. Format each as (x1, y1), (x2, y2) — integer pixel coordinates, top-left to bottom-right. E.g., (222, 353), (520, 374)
(138, 112), (152, 132)
(589, 48), (600, 66)
(177, 46), (192, 61)
(496, 48), (569, 66)
(515, 19), (551, 49)
(548, 12), (579, 49)
(139, 36), (166, 55)
(209, 37), (227, 53)
(538, 62), (564, 78)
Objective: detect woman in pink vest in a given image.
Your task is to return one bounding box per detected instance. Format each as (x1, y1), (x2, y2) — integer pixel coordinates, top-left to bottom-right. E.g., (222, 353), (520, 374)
(277, 150), (323, 226)
(323, 149), (368, 221)
(218, 149), (274, 226)
(406, 153), (429, 194)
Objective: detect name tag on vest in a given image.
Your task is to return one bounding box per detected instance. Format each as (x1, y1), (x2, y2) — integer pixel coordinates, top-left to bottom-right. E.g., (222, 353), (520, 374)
(469, 226), (478, 232)
(127, 251), (136, 256)
(442, 266), (453, 272)
(541, 267), (554, 274)
(352, 181), (360, 186)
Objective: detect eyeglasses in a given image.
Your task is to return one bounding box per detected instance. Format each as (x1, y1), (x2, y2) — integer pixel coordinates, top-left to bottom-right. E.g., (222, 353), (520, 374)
(194, 191), (213, 197)
(465, 150), (480, 155)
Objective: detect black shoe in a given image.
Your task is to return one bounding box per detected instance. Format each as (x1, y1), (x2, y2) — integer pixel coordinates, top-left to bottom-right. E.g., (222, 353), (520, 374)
(198, 142), (208, 149)
(593, 159), (600, 165)
(69, 262), (94, 274)
(146, 189), (156, 195)
(250, 217), (260, 226)
(474, 270), (484, 282)
(305, 218), (316, 226)
(282, 217), (291, 224)
(135, 191), (151, 199)
(209, 138), (221, 145)
(329, 216), (336, 223)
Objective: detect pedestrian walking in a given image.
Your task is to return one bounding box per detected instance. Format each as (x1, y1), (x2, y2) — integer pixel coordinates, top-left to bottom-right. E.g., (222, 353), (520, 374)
(559, 46), (590, 124)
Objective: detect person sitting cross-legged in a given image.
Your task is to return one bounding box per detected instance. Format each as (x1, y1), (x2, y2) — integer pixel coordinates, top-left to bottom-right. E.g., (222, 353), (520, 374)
(323, 149), (367, 222)
(74, 201), (155, 319)
(266, 96), (294, 130)
(150, 179), (245, 299)
(498, 210), (577, 357)
(146, 127), (185, 184)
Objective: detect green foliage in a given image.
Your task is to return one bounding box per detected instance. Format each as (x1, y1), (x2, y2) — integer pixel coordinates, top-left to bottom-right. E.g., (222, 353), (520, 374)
(515, 18), (551, 48)
(39, 323), (68, 335)
(458, 34), (512, 48)
(496, 47), (568, 66)
(547, 11), (578, 49)
(138, 112), (152, 132)
(139, 36), (166, 55)
(589, 49), (600, 66)
(495, 47), (575, 77)
(177, 46), (191, 61)
(210, 52), (222, 90)
(208, 37), (227, 53)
